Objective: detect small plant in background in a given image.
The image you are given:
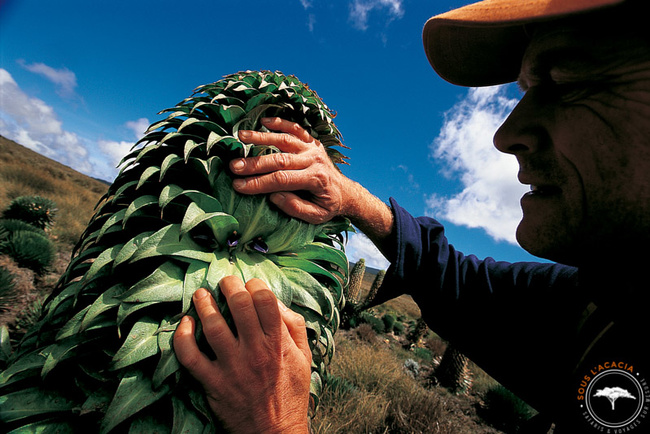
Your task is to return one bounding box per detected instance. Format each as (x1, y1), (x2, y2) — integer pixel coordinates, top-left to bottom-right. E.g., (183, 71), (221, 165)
(1, 196), (58, 230)
(358, 269), (385, 311)
(381, 313), (396, 333)
(340, 258), (388, 330)
(346, 259), (365, 305)
(432, 343), (473, 395)
(478, 384), (537, 432)
(0, 219), (47, 238)
(0, 230), (56, 275)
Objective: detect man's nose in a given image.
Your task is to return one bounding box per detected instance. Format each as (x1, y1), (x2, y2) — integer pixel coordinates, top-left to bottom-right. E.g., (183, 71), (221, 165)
(493, 89), (547, 155)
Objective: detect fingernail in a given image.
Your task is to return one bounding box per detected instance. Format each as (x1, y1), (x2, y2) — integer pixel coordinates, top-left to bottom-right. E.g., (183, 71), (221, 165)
(233, 178), (246, 189)
(271, 192), (285, 203)
(194, 288), (208, 300)
(180, 315), (190, 324)
(239, 130), (251, 139)
(231, 159), (245, 170)
(261, 117), (272, 124)
(277, 300), (289, 311)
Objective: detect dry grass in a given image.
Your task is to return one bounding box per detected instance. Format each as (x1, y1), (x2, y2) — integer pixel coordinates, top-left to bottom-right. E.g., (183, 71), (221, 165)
(312, 333), (504, 434)
(0, 135), (108, 247)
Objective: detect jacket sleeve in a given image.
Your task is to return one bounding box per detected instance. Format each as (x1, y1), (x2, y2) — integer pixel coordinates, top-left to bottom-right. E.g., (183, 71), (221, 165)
(378, 198), (582, 412)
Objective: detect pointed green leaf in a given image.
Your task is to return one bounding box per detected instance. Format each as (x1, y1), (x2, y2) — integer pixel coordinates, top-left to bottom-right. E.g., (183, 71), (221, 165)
(232, 252), (292, 307)
(160, 154), (183, 180)
(136, 166), (161, 189)
(283, 267), (335, 323)
(55, 305), (91, 340)
(0, 325), (11, 363)
(113, 232), (155, 267)
(41, 334), (102, 378)
(119, 261), (184, 304)
(206, 251), (239, 290)
(124, 195), (158, 224)
(0, 351), (45, 387)
(183, 260), (208, 313)
(0, 387), (76, 423)
(152, 319), (180, 388)
(116, 301), (157, 329)
(110, 180), (138, 204)
(100, 369), (170, 434)
(129, 224), (213, 264)
(111, 317), (160, 370)
(81, 283), (126, 330)
(159, 184), (185, 210)
(171, 395), (205, 434)
(183, 139), (203, 162)
(83, 244), (125, 284)
(97, 209), (126, 240)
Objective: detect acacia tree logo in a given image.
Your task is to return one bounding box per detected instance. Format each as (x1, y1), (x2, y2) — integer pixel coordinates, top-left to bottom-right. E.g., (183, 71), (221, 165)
(594, 387), (636, 410)
(584, 369), (647, 429)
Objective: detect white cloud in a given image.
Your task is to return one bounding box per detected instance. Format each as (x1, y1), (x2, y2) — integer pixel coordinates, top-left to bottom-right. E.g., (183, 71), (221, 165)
(98, 117), (150, 173)
(0, 68), (92, 174)
(18, 60), (80, 100)
(349, 0), (404, 31)
(426, 85), (527, 244)
(345, 232), (390, 270)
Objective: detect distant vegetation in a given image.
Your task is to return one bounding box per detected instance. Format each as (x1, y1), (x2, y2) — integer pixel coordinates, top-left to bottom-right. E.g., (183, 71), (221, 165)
(0, 135), (535, 432)
(0, 135), (108, 247)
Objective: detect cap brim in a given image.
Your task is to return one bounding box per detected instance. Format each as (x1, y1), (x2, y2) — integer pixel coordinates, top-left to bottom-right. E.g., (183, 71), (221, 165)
(423, 0), (626, 87)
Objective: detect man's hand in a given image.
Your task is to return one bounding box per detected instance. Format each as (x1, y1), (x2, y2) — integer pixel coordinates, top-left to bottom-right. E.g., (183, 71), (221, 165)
(231, 117), (353, 225)
(232, 117), (395, 251)
(173, 276), (312, 434)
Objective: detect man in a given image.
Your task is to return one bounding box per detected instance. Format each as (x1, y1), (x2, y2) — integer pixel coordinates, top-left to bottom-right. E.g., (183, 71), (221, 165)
(174, 0), (650, 431)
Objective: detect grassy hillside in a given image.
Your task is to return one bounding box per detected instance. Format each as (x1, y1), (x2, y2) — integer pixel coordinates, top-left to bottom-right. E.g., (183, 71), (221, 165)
(0, 135), (109, 247)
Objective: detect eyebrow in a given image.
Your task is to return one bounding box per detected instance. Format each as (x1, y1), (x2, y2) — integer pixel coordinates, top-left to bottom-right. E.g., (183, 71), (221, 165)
(518, 44), (601, 91)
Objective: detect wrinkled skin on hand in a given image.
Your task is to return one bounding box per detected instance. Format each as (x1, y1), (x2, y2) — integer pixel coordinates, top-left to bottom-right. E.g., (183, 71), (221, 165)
(230, 117), (353, 225)
(173, 276), (312, 434)
(231, 117), (394, 251)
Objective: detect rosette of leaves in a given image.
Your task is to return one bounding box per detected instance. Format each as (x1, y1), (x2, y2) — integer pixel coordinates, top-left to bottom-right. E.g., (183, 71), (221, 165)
(0, 70), (351, 433)
(1, 196), (58, 230)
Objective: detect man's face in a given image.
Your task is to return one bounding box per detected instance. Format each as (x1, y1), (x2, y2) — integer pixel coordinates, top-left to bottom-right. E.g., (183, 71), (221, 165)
(493, 21), (650, 266)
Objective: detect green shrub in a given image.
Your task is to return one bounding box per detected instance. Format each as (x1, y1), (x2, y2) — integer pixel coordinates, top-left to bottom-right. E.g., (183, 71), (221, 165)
(381, 313), (396, 332)
(0, 266), (16, 312)
(412, 347), (433, 362)
(393, 321), (405, 336)
(360, 311), (385, 334)
(0, 219), (47, 238)
(479, 384), (537, 432)
(1, 231), (56, 274)
(2, 196), (57, 230)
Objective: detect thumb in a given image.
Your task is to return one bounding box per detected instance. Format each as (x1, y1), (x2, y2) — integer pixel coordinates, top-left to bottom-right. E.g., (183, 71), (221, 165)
(270, 192), (329, 225)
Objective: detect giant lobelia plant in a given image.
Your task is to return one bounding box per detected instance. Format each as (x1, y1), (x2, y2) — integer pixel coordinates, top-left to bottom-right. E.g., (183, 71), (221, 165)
(0, 70), (351, 432)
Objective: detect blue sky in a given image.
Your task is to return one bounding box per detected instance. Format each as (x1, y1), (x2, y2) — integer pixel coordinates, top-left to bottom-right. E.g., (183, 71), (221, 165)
(0, 0), (547, 268)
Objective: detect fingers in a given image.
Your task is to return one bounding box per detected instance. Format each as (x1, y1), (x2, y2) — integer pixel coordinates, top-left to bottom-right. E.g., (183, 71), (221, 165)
(173, 315), (213, 379)
(218, 276), (265, 346)
(192, 288), (237, 359)
(270, 192), (330, 225)
(245, 279), (283, 340)
(277, 300), (312, 362)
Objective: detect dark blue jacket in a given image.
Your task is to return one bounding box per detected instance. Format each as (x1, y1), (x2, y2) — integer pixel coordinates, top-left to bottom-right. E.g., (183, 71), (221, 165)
(378, 199), (649, 432)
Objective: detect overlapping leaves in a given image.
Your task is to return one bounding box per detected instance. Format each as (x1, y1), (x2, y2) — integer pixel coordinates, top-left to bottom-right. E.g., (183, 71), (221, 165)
(0, 71), (350, 432)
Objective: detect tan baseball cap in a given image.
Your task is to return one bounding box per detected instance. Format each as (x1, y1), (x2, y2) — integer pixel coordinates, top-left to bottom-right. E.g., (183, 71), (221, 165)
(423, 0), (626, 86)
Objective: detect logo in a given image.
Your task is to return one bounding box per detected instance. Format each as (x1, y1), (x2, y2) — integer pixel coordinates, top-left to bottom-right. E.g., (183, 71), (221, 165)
(577, 361), (649, 431)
